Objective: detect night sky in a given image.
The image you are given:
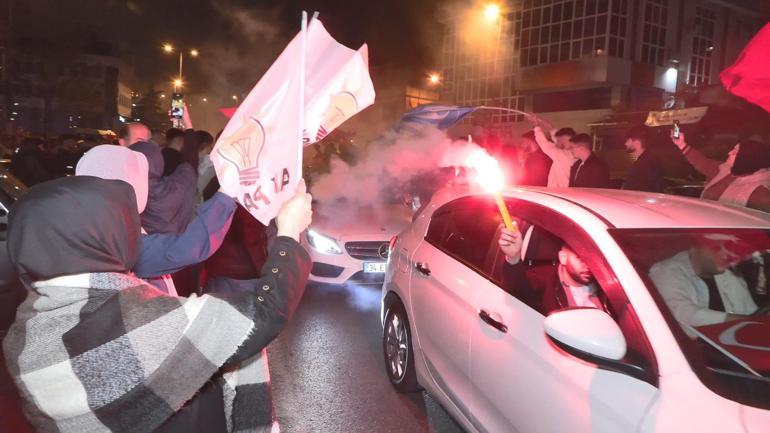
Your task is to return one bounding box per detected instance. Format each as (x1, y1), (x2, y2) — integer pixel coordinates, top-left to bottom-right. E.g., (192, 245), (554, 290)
(9, 0), (448, 101)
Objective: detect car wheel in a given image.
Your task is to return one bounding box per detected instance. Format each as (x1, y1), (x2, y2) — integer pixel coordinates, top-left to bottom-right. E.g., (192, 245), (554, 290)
(383, 302), (420, 393)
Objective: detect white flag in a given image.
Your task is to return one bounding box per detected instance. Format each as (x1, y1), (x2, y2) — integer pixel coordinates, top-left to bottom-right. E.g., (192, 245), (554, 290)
(212, 18), (375, 225)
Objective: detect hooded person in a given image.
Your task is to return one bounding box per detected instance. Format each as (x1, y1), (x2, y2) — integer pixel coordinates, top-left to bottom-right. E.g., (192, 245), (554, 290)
(130, 140), (197, 235)
(2, 175), (313, 433)
(75, 145), (237, 296)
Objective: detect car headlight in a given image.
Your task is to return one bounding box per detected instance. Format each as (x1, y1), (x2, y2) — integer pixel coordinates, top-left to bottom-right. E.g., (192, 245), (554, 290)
(307, 229), (343, 255)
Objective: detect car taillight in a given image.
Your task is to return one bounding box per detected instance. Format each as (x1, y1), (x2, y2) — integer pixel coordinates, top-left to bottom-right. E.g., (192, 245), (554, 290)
(389, 235), (398, 253)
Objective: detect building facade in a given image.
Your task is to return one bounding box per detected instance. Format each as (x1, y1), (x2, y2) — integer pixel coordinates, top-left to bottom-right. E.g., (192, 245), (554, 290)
(439, 0), (765, 141)
(0, 49), (137, 134)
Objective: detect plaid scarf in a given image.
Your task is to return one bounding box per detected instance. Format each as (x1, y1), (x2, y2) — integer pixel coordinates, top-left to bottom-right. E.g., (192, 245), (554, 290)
(3, 272), (258, 433)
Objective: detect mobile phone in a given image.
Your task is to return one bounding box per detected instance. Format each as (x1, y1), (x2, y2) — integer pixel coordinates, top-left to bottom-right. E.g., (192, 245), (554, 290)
(171, 93), (184, 119)
(672, 120), (680, 139)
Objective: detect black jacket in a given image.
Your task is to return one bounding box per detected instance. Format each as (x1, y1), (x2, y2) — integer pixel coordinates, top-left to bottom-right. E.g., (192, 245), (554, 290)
(622, 151), (664, 193)
(502, 262), (608, 315)
(521, 149), (552, 187)
(569, 153), (611, 188)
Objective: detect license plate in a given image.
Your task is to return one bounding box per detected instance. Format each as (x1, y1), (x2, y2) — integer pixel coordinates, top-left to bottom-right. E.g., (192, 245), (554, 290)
(364, 262), (387, 273)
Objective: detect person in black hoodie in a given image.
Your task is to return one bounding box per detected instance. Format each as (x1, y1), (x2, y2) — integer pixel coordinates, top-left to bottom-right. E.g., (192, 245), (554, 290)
(622, 126), (665, 193)
(162, 128), (185, 176)
(568, 133), (611, 188)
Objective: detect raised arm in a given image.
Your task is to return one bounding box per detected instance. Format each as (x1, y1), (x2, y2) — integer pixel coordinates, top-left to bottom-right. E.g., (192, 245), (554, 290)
(134, 192), (237, 278)
(672, 131), (722, 181)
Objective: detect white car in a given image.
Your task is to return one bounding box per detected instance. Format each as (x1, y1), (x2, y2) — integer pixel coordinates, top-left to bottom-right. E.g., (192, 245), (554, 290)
(381, 186), (770, 433)
(301, 202), (412, 285)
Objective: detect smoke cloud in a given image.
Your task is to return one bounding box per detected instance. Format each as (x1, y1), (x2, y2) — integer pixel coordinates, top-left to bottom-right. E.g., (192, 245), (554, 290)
(187, 1), (289, 134)
(309, 126), (491, 219)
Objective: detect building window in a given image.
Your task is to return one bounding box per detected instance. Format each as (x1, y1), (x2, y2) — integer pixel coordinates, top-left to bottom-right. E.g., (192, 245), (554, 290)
(688, 6), (716, 85)
(608, 0), (628, 57)
(519, 0), (618, 68)
(641, 0), (668, 66)
(441, 9), (520, 119)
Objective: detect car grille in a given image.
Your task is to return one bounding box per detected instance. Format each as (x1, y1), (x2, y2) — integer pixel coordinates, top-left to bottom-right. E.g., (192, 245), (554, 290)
(345, 241), (389, 261)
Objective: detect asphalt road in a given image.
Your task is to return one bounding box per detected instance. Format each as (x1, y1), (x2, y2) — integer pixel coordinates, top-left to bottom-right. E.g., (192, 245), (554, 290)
(268, 282), (465, 433)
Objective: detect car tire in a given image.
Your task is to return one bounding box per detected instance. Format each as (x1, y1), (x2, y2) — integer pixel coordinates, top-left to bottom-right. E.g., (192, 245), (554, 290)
(382, 302), (420, 393)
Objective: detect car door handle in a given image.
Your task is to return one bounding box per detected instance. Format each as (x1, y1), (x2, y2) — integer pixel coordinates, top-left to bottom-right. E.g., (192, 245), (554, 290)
(478, 310), (508, 333)
(414, 261), (431, 276)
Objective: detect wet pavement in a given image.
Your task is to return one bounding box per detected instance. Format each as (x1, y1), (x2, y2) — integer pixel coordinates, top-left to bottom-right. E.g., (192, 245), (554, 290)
(268, 282), (465, 433)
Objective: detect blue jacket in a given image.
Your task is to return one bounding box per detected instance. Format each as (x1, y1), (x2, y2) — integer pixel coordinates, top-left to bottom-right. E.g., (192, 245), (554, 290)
(134, 192), (237, 291)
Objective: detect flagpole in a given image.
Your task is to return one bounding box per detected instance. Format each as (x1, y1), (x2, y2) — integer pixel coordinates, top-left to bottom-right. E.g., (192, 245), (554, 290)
(297, 11), (308, 184)
(476, 105), (540, 124)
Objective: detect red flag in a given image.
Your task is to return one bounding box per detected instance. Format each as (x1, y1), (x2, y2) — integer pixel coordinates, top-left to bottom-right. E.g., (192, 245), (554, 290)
(697, 316), (770, 372)
(218, 107), (237, 119)
(720, 23), (770, 113)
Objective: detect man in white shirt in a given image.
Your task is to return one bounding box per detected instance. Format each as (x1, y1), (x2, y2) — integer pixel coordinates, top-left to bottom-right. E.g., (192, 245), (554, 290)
(649, 235), (759, 327)
(534, 126), (577, 188)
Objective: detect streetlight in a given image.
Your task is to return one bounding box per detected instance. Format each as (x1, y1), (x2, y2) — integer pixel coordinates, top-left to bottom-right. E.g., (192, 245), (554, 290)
(428, 72), (441, 86)
(162, 43), (200, 91)
(202, 97), (208, 102)
(173, 79), (183, 92)
(484, 3), (501, 21)
(232, 95), (239, 101)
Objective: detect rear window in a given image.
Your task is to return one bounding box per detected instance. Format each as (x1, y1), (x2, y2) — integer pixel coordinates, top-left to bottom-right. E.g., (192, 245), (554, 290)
(613, 228), (770, 409)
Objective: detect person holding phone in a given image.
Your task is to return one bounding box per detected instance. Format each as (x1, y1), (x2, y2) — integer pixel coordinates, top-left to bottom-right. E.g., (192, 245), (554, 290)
(672, 131), (770, 212)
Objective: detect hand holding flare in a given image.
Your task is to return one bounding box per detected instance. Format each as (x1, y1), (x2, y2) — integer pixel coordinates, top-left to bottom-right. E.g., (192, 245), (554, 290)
(465, 149), (516, 233)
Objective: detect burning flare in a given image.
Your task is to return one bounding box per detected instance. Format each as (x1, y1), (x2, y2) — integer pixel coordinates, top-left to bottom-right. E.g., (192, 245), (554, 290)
(465, 149), (515, 231)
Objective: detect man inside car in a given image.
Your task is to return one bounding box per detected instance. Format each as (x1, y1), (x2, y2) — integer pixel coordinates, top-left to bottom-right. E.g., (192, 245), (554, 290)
(498, 226), (607, 314)
(649, 234), (759, 327)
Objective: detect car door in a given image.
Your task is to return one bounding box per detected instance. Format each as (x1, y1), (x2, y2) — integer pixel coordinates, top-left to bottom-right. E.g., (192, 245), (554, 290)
(468, 201), (660, 433)
(409, 197), (501, 417)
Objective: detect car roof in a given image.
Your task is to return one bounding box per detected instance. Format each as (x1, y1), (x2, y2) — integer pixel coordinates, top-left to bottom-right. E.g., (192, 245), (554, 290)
(432, 186), (770, 229)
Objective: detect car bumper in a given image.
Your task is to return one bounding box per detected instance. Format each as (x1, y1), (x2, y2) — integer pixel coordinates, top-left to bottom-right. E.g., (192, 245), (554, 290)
(301, 234), (389, 285)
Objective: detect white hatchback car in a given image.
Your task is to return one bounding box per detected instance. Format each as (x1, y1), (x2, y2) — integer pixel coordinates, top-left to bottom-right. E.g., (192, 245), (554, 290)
(381, 186), (770, 433)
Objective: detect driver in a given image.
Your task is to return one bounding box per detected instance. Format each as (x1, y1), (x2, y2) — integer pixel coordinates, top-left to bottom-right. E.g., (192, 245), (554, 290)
(499, 226), (606, 314)
(649, 234), (759, 327)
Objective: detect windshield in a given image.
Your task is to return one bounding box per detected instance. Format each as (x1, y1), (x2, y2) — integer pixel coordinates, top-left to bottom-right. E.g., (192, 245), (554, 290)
(613, 228), (770, 410)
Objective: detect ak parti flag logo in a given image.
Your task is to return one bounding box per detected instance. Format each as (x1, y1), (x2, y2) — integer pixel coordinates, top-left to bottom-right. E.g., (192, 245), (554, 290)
(216, 117), (266, 186)
(211, 17), (375, 225)
(313, 91), (359, 142)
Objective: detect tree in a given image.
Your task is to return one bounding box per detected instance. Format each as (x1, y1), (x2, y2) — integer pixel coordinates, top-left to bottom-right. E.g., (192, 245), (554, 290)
(134, 85), (169, 132)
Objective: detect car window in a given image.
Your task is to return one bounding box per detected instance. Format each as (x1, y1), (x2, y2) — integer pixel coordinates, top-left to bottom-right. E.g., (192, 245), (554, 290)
(490, 222), (610, 316)
(486, 197), (659, 385)
(426, 197), (501, 275)
(613, 228), (770, 409)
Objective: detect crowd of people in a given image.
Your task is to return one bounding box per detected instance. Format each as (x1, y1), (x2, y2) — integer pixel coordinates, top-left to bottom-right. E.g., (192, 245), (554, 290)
(2, 115), (770, 431)
(0, 121), (314, 432)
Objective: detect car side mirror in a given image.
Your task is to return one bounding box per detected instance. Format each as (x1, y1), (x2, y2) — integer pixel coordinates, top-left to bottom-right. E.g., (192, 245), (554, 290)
(544, 308), (627, 361)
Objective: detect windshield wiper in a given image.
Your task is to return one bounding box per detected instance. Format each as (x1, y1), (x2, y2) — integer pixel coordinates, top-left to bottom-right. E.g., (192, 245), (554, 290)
(682, 322), (765, 378)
